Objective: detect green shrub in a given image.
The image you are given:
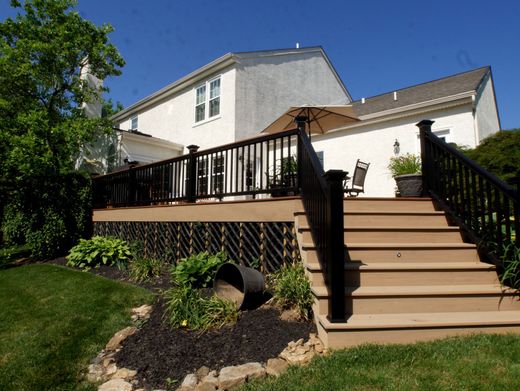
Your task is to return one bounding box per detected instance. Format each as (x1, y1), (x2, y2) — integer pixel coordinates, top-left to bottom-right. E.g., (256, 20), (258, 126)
(171, 251), (231, 288)
(26, 209), (68, 259)
(500, 242), (520, 289)
(164, 285), (238, 331)
(270, 262), (313, 320)
(1, 170), (92, 259)
(1, 203), (29, 245)
(388, 153), (421, 177)
(128, 256), (163, 283)
(66, 236), (131, 270)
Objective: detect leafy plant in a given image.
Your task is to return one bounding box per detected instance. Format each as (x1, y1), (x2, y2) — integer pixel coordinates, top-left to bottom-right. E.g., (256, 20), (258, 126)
(163, 285), (238, 331)
(269, 156), (298, 188)
(500, 242), (520, 290)
(128, 256), (163, 283)
(388, 153), (421, 177)
(170, 251), (231, 288)
(270, 262), (313, 320)
(66, 236), (131, 270)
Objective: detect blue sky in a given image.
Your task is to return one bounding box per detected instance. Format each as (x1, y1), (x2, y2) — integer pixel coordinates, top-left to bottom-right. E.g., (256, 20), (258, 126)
(2, 0), (519, 129)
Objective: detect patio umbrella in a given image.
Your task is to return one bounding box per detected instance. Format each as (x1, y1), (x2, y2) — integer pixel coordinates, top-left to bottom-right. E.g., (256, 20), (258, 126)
(261, 105), (359, 138)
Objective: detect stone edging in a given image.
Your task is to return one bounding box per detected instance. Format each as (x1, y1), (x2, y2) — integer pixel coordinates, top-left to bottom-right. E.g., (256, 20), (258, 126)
(87, 305), (327, 391)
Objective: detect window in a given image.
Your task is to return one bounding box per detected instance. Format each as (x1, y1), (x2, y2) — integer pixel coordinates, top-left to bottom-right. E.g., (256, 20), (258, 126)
(130, 116), (138, 131)
(195, 77), (220, 123)
(197, 157), (209, 195)
(212, 155), (225, 194)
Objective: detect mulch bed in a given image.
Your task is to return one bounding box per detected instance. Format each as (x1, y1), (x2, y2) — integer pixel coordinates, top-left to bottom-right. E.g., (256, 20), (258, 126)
(45, 257), (316, 390)
(117, 299), (315, 389)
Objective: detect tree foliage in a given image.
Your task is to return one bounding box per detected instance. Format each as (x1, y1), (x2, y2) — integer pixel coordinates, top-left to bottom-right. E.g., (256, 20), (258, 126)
(0, 0), (124, 256)
(465, 130), (520, 183)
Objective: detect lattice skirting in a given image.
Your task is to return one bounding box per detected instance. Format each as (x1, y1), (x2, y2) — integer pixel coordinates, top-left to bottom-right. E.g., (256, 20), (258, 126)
(93, 221), (300, 272)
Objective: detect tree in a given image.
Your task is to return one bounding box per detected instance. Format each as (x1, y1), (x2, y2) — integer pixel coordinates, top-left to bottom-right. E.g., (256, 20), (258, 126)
(0, 0), (124, 257)
(465, 130), (520, 183)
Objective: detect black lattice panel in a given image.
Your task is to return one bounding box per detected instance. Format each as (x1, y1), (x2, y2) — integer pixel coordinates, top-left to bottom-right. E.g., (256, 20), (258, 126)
(91, 221), (300, 270)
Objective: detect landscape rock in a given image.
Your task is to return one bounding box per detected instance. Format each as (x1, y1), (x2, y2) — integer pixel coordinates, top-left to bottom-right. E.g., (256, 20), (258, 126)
(218, 365), (247, 390)
(280, 308), (300, 321)
(266, 358), (289, 377)
(105, 327), (137, 351)
(105, 363), (118, 376)
(176, 373), (198, 391)
(111, 368), (137, 380)
(218, 362), (266, 389)
(279, 339), (316, 365)
(86, 363), (104, 383)
(131, 304), (153, 321)
(195, 371), (219, 391)
(195, 366), (210, 381)
(97, 378), (133, 391)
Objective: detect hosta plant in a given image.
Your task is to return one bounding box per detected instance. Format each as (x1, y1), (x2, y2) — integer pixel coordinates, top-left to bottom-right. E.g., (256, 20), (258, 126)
(66, 236), (131, 270)
(170, 251), (231, 288)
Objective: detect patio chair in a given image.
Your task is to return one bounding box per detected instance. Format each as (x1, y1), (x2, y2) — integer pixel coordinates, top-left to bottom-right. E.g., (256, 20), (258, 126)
(344, 159), (370, 197)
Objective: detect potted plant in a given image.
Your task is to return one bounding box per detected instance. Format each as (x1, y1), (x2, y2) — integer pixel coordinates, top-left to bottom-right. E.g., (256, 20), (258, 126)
(269, 156), (298, 197)
(388, 153), (423, 197)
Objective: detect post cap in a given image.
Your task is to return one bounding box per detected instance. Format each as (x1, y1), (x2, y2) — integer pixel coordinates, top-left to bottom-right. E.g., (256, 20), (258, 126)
(187, 144), (200, 153)
(415, 120), (435, 130)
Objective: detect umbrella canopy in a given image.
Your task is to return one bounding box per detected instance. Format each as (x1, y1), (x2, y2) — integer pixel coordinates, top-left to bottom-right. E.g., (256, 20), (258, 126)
(261, 105), (359, 135)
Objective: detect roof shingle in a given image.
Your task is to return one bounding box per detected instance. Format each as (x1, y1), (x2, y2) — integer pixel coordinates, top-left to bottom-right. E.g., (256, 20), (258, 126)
(352, 67), (490, 117)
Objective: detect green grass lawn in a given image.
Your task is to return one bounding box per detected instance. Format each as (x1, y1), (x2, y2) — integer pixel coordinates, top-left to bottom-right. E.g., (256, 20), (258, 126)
(242, 333), (520, 391)
(0, 264), (153, 390)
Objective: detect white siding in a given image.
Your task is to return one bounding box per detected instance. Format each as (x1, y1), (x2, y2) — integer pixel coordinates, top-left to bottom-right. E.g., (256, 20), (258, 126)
(234, 51), (350, 141)
(311, 104), (477, 197)
(475, 74), (501, 140)
(118, 67), (237, 153)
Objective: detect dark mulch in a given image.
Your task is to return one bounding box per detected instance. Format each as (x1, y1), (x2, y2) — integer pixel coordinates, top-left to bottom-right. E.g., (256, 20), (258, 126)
(115, 299), (316, 389)
(44, 257), (315, 389)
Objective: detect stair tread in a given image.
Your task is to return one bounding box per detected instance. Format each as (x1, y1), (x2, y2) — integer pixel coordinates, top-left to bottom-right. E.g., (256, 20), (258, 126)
(299, 226), (460, 231)
(318, 310), (520, 330)
(302, 242), (476, 249)
(312, 284), (515, 297)
(306, 261), (495, 271)
(295, 211), (446, 216)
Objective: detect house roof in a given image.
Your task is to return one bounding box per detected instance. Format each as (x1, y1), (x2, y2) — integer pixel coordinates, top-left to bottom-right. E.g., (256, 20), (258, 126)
(351, 67), (490, 117)
(112, 46), (350, 121)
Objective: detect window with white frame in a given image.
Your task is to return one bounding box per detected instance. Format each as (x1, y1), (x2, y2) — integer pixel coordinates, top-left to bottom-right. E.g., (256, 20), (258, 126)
(130, 116), (138, 131)
(416, 128), (451, 152)
(195, 77), (220, 123)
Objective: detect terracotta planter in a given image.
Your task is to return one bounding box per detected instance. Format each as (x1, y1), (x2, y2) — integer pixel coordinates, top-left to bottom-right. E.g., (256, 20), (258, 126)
(394, 174), (423, 197)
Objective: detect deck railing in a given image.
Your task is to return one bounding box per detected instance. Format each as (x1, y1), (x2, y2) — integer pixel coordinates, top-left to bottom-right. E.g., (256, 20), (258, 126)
(93, 127), (349, 321)
(419, 120), (520, 259)
(298, 128), (348, 322)
(92, 129), (299, 208)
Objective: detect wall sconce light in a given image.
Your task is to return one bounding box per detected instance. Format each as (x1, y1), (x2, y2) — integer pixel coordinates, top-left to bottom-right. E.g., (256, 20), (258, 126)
(393, 139), (400, 155)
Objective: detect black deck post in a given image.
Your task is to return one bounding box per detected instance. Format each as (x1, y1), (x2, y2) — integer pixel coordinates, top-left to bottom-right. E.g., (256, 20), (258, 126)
(128, 166), (136, 206)
(186, 144), (199, 203)
(417, 120), (435, 195)
(324, 169), (348, 322)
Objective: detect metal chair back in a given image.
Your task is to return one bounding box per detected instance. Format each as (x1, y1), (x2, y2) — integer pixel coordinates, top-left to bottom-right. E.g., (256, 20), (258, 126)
(344, 159), (370, 196)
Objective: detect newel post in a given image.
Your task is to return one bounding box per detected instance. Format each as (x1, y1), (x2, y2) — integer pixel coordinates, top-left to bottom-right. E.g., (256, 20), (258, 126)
(417, 119), (435, 195)
(324, 169), (348, 322)
(186, 144), (199, 203)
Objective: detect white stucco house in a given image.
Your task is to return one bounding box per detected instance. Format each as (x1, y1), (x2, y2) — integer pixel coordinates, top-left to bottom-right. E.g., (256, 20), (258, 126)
(111, 46), (350, 160)
(106, 46), (500, 196)
(313, 66), (501, 196)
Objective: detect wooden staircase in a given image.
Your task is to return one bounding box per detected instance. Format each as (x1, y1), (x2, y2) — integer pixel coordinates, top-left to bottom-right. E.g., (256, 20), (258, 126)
(295, 197), (520, 349)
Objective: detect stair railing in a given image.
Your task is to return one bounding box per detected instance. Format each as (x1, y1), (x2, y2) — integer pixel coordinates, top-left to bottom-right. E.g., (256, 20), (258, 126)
(297, 127), (349, 322)
(418, 120), (520, 260)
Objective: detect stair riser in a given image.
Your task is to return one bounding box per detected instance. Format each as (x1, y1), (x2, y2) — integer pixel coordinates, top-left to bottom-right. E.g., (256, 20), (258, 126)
(349, 295), (520, 314)
(344, 199), (436, 212)
(296, 214), (449, 228)
(308, 269), (499, 287)
(314, 295), (520, 315)
(302, 229), (462, 244)
(319, 322), (520, 349)
(348, 248), (479, 262)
